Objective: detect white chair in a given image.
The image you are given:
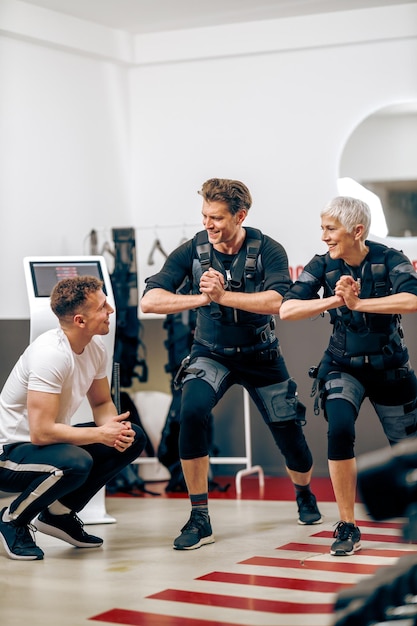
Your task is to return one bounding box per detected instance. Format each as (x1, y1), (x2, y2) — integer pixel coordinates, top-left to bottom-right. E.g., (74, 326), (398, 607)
(131, 391), (172, 481)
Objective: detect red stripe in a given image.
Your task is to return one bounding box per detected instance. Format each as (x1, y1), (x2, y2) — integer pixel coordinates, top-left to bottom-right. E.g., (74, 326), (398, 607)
(198, 570), (351, 592)
(277, 542), (412, 558)
(148, 589), (334, 614)
(241, 556), (380, 574)
(314, 530), (415, 545)
(355, 519), (405, 529)
(89, 608), (244, 625)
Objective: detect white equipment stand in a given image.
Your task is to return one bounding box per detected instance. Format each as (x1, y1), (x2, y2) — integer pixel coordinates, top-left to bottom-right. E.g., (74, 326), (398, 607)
(23, 256), (117, 524)
(209, 388), (264, 495)
(131, 388), (264, 495)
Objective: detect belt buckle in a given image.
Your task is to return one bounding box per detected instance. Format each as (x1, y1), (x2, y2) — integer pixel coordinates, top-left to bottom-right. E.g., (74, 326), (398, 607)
(259, 329), (268, 343)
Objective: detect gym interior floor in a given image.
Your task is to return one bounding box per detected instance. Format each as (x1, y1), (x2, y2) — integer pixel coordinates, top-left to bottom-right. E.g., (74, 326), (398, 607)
(0, 475), (414, 626)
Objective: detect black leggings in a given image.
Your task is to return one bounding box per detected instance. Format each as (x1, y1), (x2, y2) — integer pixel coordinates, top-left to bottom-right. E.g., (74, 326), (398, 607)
(0, 423), (146, 525)
(325, 398), (357, 461)
(179, 377), (313, 474)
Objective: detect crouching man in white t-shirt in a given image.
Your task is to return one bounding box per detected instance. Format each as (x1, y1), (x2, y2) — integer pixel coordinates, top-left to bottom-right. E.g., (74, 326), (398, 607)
(0, 275), (146, 560)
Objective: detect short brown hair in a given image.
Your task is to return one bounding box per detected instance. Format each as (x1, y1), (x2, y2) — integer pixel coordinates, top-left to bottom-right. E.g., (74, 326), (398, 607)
(198, 178), (252, 215)
(50, 275), (103, 319)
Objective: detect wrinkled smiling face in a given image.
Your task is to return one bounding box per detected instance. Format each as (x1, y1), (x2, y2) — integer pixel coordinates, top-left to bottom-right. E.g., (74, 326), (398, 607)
(321, 216), (357, 263)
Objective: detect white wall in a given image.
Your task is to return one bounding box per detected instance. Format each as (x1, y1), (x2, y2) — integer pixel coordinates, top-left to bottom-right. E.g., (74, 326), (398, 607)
(0, 0), (133, 318)
(130, 5), (417, 302)
(1, 1), (417, 320)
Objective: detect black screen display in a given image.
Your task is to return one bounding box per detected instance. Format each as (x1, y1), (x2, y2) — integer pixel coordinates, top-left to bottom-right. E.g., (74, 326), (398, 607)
(30, 261), (106, 297)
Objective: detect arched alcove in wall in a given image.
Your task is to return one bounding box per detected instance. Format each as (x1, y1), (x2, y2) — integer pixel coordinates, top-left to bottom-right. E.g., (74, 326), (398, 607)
(338, 102), (417, 240)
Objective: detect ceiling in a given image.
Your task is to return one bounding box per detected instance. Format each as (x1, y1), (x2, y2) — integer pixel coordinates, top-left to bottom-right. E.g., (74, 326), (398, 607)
(20, 0), (416, 34)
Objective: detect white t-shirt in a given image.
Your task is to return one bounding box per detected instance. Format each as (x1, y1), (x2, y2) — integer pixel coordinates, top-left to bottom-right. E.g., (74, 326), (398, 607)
(0, 328), (108, 453)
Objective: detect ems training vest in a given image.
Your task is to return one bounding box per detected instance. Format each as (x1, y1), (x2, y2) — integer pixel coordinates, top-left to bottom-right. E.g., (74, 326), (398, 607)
(322, 242), (405, 361)
(191, 227), (275, 351)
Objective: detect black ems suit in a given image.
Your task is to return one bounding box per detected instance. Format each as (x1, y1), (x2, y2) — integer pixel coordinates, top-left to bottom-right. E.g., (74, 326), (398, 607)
(283, 240), (417, 461)
(143, 228), (313, 475)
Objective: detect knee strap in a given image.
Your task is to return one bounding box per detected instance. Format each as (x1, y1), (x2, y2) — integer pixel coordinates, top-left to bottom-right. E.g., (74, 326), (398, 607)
(372, 401), (417, 443)
(323, 372), (364, 413)
(182, 356), (229, 393)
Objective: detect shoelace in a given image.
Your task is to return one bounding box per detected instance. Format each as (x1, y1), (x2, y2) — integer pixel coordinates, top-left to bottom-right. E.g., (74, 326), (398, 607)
(66, 512), (89, 536)
(333, 521), (355, 540)
(298, 492), (317, 512)
(181, 512), (208, 532)
(15, 523), (38, 547)
(71, 512), (84, 527)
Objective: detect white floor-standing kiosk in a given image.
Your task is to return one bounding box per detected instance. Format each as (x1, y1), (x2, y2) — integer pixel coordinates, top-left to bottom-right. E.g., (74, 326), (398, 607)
(23, 256), (117, 524)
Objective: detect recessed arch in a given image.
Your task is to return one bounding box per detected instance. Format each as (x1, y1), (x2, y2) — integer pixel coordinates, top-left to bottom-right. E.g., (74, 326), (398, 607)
(338, 102), (417, 239)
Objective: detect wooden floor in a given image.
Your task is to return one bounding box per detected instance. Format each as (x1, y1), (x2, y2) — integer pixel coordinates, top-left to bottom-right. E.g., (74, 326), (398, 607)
(0, 476), (415, 626)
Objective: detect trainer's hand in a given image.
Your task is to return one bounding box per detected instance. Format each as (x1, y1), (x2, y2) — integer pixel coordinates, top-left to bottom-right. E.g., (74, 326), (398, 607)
(100, 412), (135, 451)
(114, 420), (136, 452)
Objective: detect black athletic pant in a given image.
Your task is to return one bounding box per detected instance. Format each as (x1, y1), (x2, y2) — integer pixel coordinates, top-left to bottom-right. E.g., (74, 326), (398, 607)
(0, 422), (146, 525)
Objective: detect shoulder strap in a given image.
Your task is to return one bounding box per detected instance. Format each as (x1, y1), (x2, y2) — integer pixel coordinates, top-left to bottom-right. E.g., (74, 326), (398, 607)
(323, 254), (349, 325)
(323, 253), (343, 291)
(194, 230), (211, 271)
(243, 227), (263, 292)
(367, 242), (389, 297)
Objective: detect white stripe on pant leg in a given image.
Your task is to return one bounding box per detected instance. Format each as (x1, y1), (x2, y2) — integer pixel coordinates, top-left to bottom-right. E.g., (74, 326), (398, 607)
(0, 459), (64, 520)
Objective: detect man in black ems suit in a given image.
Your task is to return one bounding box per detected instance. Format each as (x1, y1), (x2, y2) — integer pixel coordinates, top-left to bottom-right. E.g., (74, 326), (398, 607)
(141, 178), (322, 550)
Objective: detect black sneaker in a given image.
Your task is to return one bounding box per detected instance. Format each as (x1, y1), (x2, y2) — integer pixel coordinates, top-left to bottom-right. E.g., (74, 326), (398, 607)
(331, 521), (361, 556)
(296, 491), (323, 525)
(173, 510), (215, 550)
(34, 509), (103, 548)
(0, 508), (44, 560)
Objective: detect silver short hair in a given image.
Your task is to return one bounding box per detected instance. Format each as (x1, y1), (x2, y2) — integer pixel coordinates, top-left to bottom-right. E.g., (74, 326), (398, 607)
(321, 196), (371, 240)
